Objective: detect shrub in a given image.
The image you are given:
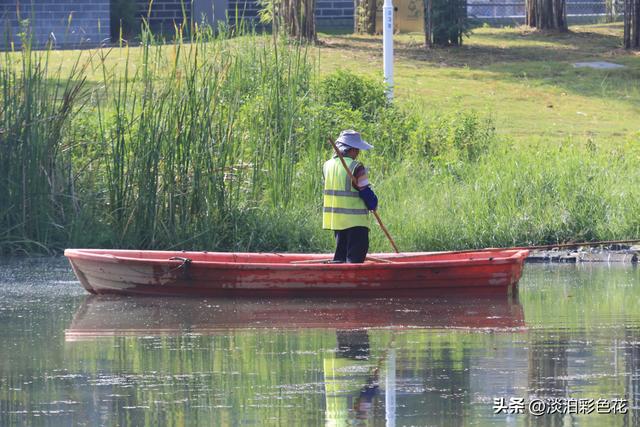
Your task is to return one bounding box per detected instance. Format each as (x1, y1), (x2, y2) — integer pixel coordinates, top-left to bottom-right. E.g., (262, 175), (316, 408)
(425, 0), (472, 47)
(404, 111), (494, 166)
(318, 70), (389, 121)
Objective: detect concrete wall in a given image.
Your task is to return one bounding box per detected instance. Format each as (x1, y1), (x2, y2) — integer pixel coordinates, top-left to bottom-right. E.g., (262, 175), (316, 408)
(220, 0), (355, 31)
(136, 0), (192, 35)
(1, 0), (110, 49)
(227, 0), (260, 21)
(193, 0), (228, 28)
(316, 0), (354, 31)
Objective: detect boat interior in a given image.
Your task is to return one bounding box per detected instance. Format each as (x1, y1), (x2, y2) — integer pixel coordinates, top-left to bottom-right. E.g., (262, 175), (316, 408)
(66, 249), (528, 264)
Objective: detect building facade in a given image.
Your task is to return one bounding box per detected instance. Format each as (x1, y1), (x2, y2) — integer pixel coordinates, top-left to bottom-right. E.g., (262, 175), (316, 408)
(1, 0), (110, 48)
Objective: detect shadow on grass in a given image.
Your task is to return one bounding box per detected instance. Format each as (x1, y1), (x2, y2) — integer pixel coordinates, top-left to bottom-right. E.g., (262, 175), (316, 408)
(324, 27), (627, 66)
(325, 37), (590, 66)
(478, 28), (622, 51)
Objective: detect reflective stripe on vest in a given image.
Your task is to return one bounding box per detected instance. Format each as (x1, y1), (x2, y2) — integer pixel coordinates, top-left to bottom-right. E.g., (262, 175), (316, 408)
(323, 207), (369, 215)
(322, 157), (369, 230)
(322, 190), (359, 198)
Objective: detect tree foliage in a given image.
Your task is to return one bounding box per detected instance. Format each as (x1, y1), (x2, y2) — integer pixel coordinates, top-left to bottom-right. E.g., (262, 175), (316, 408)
(423, 0), (470, 47)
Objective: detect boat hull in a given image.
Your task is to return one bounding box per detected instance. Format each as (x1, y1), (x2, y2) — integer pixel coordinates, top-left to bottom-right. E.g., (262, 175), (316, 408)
(65, 249), (528, 296)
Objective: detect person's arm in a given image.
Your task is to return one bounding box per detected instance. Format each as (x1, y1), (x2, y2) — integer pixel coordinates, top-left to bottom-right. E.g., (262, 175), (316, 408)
(353, 165), (378, 211)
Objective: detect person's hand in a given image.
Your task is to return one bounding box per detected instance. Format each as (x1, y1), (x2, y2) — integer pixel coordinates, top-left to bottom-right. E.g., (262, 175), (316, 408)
(358, 187), (378, 211)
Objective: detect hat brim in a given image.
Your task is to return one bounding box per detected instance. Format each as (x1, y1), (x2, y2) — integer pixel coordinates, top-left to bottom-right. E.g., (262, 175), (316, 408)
(335, 137), (374, 151)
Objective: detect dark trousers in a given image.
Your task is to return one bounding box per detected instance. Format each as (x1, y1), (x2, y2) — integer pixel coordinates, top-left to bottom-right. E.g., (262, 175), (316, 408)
(333, 226), (369, 263)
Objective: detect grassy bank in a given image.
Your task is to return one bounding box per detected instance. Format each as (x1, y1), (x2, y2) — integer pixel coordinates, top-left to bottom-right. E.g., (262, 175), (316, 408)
(320, 24), (640, 144)
(1, 25), (639, 254)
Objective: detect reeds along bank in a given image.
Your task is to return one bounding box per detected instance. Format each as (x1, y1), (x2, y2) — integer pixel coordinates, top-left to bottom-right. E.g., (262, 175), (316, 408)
(2, 25), (639, 254)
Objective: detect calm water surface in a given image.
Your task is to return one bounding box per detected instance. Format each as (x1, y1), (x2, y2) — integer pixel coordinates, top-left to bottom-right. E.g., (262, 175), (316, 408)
(0, 257), (639, 426)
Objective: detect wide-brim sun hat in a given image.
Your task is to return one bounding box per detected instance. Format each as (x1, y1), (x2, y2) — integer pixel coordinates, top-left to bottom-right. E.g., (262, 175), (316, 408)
(336, 130), (374, 151)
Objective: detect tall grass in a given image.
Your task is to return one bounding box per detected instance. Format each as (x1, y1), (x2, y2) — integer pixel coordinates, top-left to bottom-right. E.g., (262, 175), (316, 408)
(2, 24), (640, 254)
(91, 24), (314, 249)
(378, 135), (640, 251)
(0, 33), (89, 253)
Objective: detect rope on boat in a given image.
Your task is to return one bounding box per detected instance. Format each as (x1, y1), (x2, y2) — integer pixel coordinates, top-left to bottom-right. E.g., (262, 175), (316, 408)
(169, 257), (192, 279)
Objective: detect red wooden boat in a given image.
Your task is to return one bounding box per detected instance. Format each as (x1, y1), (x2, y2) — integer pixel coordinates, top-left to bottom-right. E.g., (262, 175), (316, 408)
(65, 294), (525, 341)
(64, 249), (528, 296)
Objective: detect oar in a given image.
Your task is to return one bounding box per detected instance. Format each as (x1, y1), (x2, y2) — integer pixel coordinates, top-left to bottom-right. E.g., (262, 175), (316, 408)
(327, 137), (400, 254)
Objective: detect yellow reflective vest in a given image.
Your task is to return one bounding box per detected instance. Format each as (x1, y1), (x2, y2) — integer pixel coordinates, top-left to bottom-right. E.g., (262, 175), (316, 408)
(323, 355), (374, 426)
(322, 157), (370, 230)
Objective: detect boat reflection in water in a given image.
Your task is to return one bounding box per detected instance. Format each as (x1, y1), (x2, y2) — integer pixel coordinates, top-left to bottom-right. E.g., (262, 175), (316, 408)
(65, 294), (524, 425)
(65, 293), (524, 339)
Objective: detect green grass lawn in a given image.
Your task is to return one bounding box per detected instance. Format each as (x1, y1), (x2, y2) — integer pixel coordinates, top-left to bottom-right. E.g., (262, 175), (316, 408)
(317, 23), (640, 144)
(31, 23), (639, 145)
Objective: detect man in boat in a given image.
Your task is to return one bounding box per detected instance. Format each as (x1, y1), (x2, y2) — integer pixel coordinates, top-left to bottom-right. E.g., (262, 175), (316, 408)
(323, 130), (378, 263)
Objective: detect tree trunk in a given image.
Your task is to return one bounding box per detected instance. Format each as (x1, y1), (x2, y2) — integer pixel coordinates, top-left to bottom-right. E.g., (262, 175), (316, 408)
(457, 0), (466, 45)
(276, 0), (316, 42)
(355, 0), (377, 34)
(302, 0), (316, 41)
(525, 0), (567, 32)
(606, 0), (618, 22)
(367, 0), (377, 34)
(624, 0), (640, 49)
(424, 0), (432, 47)
(525, 0), (536, 26)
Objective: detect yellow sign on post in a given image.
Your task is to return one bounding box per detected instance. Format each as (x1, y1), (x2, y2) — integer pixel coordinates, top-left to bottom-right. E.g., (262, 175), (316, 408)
(375, 0), (424, 33)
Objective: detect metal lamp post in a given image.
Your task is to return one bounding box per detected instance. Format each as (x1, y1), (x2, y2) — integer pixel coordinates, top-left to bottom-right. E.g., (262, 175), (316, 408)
(382, 0), (394, 100)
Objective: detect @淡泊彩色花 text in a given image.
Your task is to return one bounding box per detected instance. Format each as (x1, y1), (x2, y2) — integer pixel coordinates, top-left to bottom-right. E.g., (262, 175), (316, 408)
(493, 397), (628, 416)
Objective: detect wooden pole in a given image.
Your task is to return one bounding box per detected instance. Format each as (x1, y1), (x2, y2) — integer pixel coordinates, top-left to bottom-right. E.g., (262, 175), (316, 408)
(327, 138), (400, 253)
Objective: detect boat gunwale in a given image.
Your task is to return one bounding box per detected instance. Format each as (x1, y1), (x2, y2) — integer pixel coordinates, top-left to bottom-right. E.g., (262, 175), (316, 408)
(64, 248), (529, 270)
